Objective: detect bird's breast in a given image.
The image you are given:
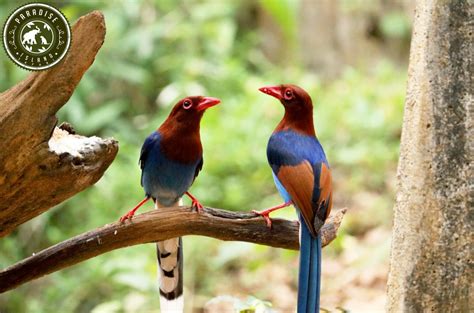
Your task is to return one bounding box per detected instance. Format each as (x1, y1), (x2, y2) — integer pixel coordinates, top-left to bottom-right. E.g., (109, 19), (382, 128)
(142, 146), (200, 204)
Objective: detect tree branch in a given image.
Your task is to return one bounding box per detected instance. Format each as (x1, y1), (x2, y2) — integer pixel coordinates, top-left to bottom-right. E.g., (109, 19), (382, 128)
(0, 11), (118, 237)
(0, 207), (346, 293)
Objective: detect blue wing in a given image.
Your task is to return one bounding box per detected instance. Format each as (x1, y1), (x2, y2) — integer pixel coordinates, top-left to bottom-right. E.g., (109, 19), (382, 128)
(139, 132), (161, 186)
(267, 130), (332, 236)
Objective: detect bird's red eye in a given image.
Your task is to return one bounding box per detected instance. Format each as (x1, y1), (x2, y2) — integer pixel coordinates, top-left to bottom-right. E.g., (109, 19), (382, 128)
(182, 99), (192, 109)
(284, 89), (294, 100)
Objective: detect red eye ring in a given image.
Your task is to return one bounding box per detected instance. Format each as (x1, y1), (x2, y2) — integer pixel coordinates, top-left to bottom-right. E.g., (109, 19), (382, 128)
(284, 89), (293, 100)
(182, 99), (192, 109)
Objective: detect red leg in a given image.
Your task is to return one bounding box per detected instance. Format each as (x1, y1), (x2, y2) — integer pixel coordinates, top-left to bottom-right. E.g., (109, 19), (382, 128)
(185, 191), (204, 213)
(252, 201), (292, 228)
(119, 196), (150, 223)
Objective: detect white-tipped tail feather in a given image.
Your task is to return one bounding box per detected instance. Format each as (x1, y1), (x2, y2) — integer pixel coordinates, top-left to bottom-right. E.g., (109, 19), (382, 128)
(159, 295), (184, 313)
(156, 199), (184, 313)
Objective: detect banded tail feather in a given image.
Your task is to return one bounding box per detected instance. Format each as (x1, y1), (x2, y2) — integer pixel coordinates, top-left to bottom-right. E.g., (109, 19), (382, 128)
(156, 199), (184, 313)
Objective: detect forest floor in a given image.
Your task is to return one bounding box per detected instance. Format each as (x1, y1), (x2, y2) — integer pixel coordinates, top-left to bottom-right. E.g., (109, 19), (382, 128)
(203, 225), (391, 313)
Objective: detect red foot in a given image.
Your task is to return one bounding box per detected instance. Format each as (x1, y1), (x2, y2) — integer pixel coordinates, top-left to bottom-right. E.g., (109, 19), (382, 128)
(252, 210), (273, 228)
(119, 196), (150, 223)
(186, 191), (204, 213)
(119, 210), (136, 223)
(252, 201), (292, 228)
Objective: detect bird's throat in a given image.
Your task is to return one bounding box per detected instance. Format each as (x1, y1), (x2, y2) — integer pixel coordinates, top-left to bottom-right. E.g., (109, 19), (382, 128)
(159, 121), (203, 164)
(276, 109), (316, 136)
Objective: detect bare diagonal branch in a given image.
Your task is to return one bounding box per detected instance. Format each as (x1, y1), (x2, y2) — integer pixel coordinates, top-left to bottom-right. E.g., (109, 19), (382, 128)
(0, 207), (346, 293)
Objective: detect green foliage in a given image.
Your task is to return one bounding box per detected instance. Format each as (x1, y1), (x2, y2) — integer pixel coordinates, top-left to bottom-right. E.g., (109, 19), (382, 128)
(380, 11), (411, 39)
(0, 1), (406, 312)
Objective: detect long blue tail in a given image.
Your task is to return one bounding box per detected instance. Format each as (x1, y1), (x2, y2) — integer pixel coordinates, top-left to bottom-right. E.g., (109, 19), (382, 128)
(297, 214), (321, 313)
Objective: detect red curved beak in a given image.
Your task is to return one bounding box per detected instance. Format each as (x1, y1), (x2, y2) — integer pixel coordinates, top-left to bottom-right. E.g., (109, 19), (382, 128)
(197, 97), (221, 111)
(259, 86), (282, 100)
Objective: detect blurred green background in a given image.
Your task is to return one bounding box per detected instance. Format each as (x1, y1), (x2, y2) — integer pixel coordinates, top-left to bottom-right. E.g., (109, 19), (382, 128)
(0, 1), (411, 312)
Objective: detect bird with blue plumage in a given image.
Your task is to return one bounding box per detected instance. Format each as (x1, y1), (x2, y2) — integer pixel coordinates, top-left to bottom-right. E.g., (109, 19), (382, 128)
(119, 95), (220, 313)
(254, 84), (332, 313)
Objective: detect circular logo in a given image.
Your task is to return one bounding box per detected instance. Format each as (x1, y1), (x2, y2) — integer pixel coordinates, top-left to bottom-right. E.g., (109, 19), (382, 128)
(2, 3), (71, 71)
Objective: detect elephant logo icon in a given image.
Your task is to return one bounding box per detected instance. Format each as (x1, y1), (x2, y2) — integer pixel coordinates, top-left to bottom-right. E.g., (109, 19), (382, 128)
(22, 26), (41, 45)
(20, 21), (54, 54)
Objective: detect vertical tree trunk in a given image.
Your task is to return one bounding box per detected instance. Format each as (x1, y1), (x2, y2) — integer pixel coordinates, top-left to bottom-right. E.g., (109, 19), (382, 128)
(297, 0), (413, 79)
(298, 0), (341, 78)
(387, 1), (472, 312)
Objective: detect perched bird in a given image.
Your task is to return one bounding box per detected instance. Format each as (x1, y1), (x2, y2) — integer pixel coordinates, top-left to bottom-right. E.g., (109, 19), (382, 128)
(119, 95), (221, 313)
(254, 84), (332, 313)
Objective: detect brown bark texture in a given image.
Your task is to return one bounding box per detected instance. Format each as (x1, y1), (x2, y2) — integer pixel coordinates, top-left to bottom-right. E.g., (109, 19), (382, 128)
(0, 11), (118, 238)
(0, 207), (346, 293)
(387, 1), (472, 312)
